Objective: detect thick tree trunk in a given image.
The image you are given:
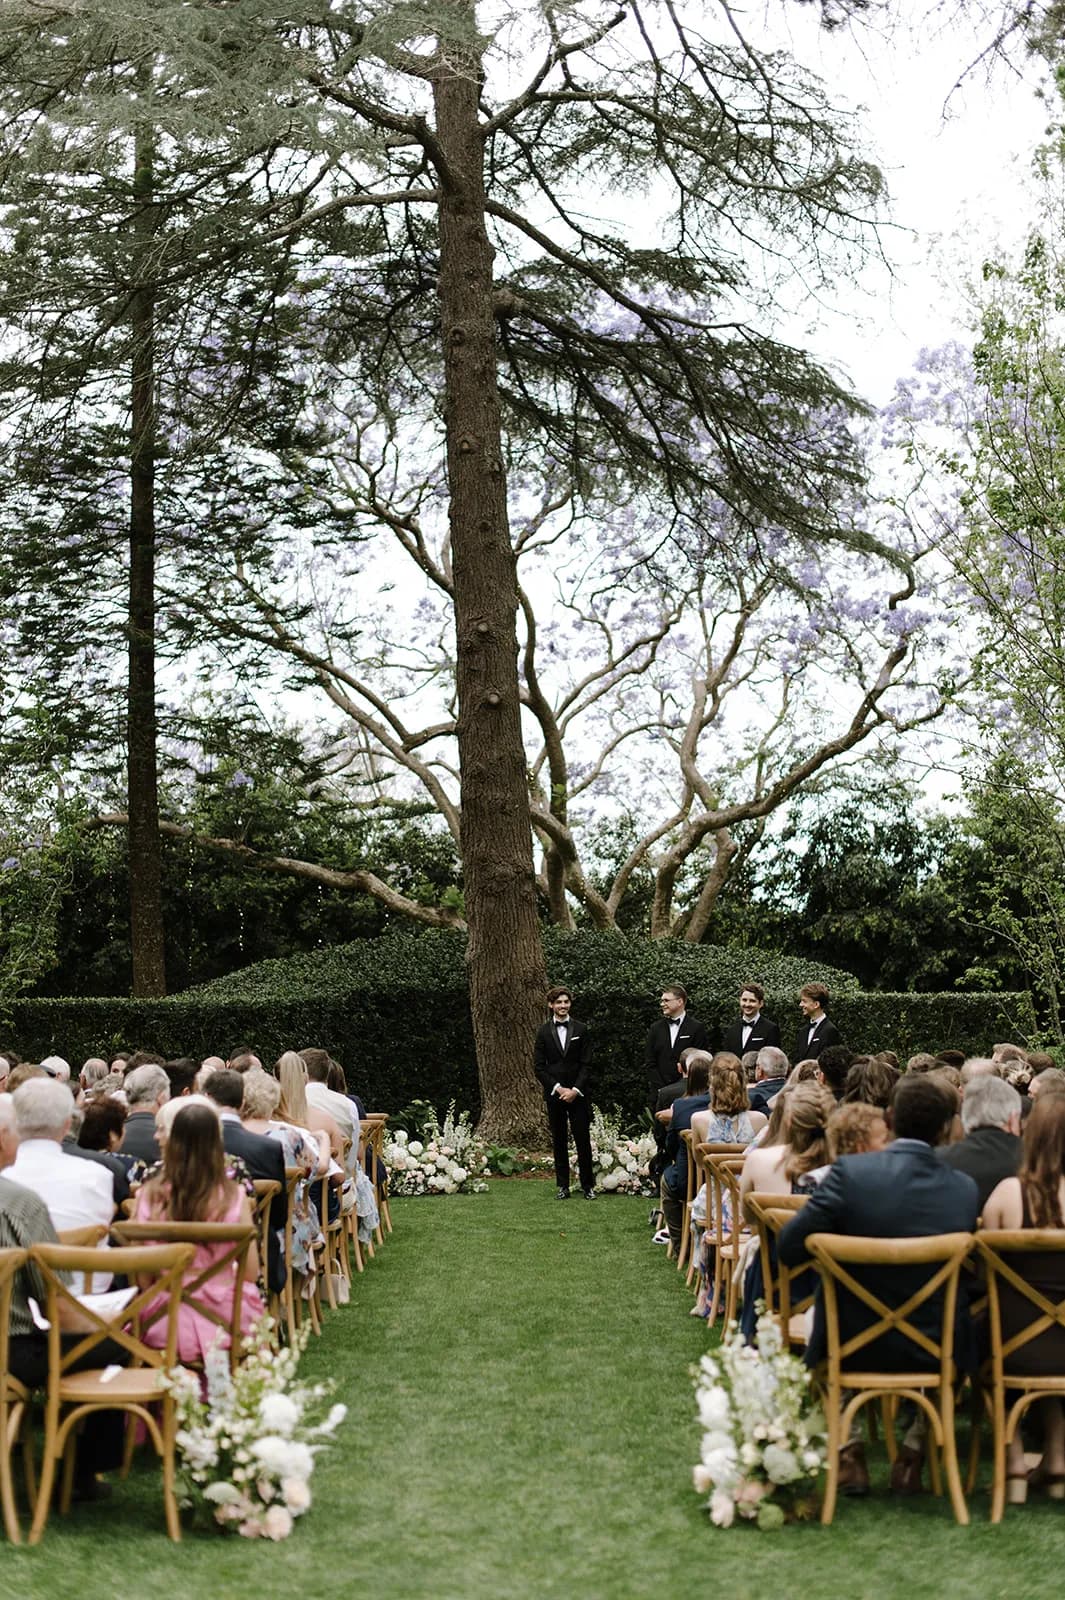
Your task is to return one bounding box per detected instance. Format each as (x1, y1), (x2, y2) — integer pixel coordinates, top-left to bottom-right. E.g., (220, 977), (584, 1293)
(433, 46), (547, 1143)
(127, 122), (166, 997)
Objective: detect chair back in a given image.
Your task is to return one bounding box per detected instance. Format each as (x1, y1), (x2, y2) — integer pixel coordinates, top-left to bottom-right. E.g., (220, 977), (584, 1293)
(976, 1229), (1065, 1381)
(805, 1231), (974, 1378)
(706, 1152), (747, 1245)
(251, 1180), (281, 1281)
(745, 1193), (810, 1333)
(111, 1222), (256, 1361)
(30, 1242), (195, 1375)
(0, 1248), (27, 1390)
(57, 1225), (111, 1294)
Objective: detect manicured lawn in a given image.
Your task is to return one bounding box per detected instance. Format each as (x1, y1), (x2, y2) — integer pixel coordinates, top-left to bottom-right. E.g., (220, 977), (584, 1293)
(7, 1182), (1065, 1597)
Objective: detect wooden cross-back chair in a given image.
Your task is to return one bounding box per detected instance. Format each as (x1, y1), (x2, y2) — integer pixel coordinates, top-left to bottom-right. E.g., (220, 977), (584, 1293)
(0, 1249), (33, 1545)
(250, 1180), (282, 1348)
(362, 1114), (391, 1240)
(804, 1230), (974, 1526)
(111, 1221), (256, 1373)
(743, 1193), (812, 1346)
(56, 1226), (109, 1295)
(688, 1141), (746, 1295)
(974, 1229), (1065, 1522)
(705, 1152), (750, 1326)
(317, 1173), (349, 1313)
(26, 1241), (195, 1544)
(673, 1130), (697, 1271)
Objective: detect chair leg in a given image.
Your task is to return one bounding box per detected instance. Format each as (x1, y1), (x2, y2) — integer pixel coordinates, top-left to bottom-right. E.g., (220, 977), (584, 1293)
(380, 1197), (393, 1235)
(27, 1425), (59, 1545)
(59, 1435), (76, 1515)
(1, 1410), (21, 1544)
(820, 1387), (841, 1526)
(990, 1389), (1008, 1524)
(940, 1390), (970, 1526)
(162, 1403), (182, 1542)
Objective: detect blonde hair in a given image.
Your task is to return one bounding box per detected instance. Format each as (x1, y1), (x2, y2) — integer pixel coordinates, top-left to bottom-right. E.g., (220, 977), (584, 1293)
(242, 1068), (281, 1121)
(709, 1053), (747, 1117)
(276, 1051), (310, 1124)
(783, 1083), (835, 1181)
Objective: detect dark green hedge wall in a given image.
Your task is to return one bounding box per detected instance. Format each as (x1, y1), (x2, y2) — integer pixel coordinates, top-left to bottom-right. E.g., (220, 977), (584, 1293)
(4, 933), (1037, 1125)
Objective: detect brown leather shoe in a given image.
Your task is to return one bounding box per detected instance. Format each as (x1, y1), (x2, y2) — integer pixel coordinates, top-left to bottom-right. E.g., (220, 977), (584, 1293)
(889, 1444), (924, 1495)
(837, 1441), (870, 1497)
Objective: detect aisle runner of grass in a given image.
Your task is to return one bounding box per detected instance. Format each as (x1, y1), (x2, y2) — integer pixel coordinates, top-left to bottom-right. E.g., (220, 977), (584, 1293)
(8, 1182), (1065, 1598)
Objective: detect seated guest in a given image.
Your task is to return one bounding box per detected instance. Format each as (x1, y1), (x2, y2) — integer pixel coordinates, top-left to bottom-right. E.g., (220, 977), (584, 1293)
(79, 1095), (143, 1183)
(132, 1101), (264, 1362)
(826, 1101), (890, 1161)
(748, 1045), (790, 1117)
(301, 1048), (359, 1174)
(40, 1055), (72, 1083)
(0, 1096), (126, 1501)
(9, 1078), (115, 1235)
(816, 1044), (853, 1103)
(648, 1048), (706, 1194)
(164, 1057), (199, 1098)
(778, 1074), (979, 1497)
(907, 1053), (941, 1075)
(119, 1063), (170, 1164)
(936, 1049), (967, 1070)
(657, 1058), (711, 1253)
(983, 1093), (1065, 1501)
(1026, 1051), (1057, 1077)
(202, 1070), (286, 1294)
(241, 1068), (324, 1289)
(938, 1076), (1022, 1210)
(691, 1055), (765, 1148)
(841, 1057), (898, 1110)
(79, 1058), (110, 1095)
(962, 1055), (1001, 1087)
(740, 1082), (837, 1210)
(8, 1063), (45, 1092)
(1030, 1067), (1065, 1102)
(65, 1102), (131, 1207)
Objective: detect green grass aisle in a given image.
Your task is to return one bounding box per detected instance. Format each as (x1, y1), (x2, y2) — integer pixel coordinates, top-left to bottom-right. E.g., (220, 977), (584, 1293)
(7, 1183), (1065, 1599)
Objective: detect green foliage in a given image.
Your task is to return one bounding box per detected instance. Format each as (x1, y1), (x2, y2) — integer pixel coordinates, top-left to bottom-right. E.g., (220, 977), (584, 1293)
(4, 932), (1036, 1121)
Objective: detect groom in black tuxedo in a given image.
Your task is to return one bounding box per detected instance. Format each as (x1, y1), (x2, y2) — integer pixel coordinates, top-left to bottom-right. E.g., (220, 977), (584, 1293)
(718, 981), (781, 1058)
(534, 986), (595, 1199)
(644, 984), (711, 1108)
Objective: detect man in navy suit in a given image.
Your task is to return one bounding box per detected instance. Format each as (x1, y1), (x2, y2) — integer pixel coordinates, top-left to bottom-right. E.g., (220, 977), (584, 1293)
(644, 985), (711, 1109)
(534, 987), (595, 1199)
(779, 1074), (978, 1496)
(719, 982), (781, 1058)
(203, 1070), (288, 1293)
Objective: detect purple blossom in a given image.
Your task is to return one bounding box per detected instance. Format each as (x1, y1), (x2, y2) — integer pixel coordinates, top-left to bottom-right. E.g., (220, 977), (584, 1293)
(1, 857), (18, 870)
(226, 771), (253, 790)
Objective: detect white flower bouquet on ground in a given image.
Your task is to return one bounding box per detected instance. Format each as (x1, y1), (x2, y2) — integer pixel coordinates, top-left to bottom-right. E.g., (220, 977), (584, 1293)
(693, 1308), (827, 1529)
(385, 1102), (490, 1195)
(164, 1322), (346, 1539)
(588, 1109), (657, 1195)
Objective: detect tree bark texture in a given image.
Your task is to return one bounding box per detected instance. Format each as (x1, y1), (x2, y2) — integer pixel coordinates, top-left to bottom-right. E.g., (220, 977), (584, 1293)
(127, 121), (166, 997)
(432, 45), (547, 1142)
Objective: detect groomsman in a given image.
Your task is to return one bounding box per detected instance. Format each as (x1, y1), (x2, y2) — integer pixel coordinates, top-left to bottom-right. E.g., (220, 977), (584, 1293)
(644, 985), (712, 1107)
(794, 982), (842, 1061)
(718, 982), (781, 1057)
(533, 986), (595, 1199)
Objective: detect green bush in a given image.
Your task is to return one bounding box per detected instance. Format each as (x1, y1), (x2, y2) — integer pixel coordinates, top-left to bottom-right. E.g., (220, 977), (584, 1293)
(3, 932), (1037, 1123)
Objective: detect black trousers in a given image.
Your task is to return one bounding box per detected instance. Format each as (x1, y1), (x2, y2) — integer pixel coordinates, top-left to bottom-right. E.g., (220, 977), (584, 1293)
(546, 1093), (595, 1191)
(9, 1334), (129, 1478)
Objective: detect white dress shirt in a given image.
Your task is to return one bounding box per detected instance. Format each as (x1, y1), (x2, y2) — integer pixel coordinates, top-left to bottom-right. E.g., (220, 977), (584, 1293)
(9, 1137), (114, 1288)
(305, 1083), (360, 1176)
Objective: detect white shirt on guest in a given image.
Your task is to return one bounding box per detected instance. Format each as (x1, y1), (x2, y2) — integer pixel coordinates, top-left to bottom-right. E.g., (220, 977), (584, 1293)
(305, 1083), (360, 1176)
(9, 1137), (114, 1288)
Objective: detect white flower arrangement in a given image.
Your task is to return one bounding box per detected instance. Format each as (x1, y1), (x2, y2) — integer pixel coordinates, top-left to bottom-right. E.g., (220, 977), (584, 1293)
(164, 1320), (346, 1539)
(587, 1109), (657, 1195)
(384, 1102), (490, 1195)
(692, 1307), (827, 1530)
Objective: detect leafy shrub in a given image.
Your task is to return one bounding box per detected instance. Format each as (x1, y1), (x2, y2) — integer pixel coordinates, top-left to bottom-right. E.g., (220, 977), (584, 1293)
(3, 932), (1037, 1123)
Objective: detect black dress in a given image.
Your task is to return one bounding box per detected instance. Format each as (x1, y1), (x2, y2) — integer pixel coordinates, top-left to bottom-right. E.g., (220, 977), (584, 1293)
(997, 1189), (1065, 1376)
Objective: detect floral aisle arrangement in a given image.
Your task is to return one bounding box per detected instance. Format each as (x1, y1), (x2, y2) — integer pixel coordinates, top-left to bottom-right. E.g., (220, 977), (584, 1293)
(692, 1308), (827, 1529)
(165, 1324), (346, 1539)
(587, 1108), (657, 1195)
(384, 1102), (491, 1195)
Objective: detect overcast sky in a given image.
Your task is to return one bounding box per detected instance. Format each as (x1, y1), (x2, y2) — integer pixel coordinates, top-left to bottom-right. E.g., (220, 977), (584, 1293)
(762, 0), (1051, 403)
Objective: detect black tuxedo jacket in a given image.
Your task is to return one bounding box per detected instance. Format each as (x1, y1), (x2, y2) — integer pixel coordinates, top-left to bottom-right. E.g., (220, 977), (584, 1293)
(534, 1019), (593, 1096)
(793, 1015), (842, 1061)
(778, 1142), (979, 1370)
(221, 1119), (287, 1295)
(645, 1015), (711, 1096)
(719, 1014), (781, 1057)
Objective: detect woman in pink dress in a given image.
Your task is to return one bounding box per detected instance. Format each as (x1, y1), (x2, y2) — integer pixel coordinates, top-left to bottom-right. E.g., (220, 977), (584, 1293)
(133, 1100), (264, 1362)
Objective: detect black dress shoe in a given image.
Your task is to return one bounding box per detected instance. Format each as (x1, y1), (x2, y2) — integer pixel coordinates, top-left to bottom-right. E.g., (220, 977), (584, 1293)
(581, 1187), (596, 1199)
(557, 1186), (570, 1199)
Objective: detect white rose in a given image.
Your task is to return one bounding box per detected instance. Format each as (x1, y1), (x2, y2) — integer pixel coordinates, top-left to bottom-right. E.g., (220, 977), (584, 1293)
(204, 1480), (242, 1505)
(763, 1444), (800, 1485)
(701, 1445), (738, 1487)
(259, 1393), (300, 1437)
(435, 1154), (450, 1171)
(696, 1386), (730, 1430)
(802, 1449), (822, 1471)
(394, 1130), (409, 1145)
(408, 1140), (424, 1157)
(262, 1505), (293, 1541)
(452, 1166), (468, 1183)
(692, 1464), (713, 1495)
(600, 1151), (614, 1168)
(709, 1490), (736, 1528)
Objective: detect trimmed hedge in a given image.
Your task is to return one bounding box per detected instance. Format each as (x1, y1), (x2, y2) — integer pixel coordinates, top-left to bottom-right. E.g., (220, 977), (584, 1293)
(4, 932), (1038, 1124)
